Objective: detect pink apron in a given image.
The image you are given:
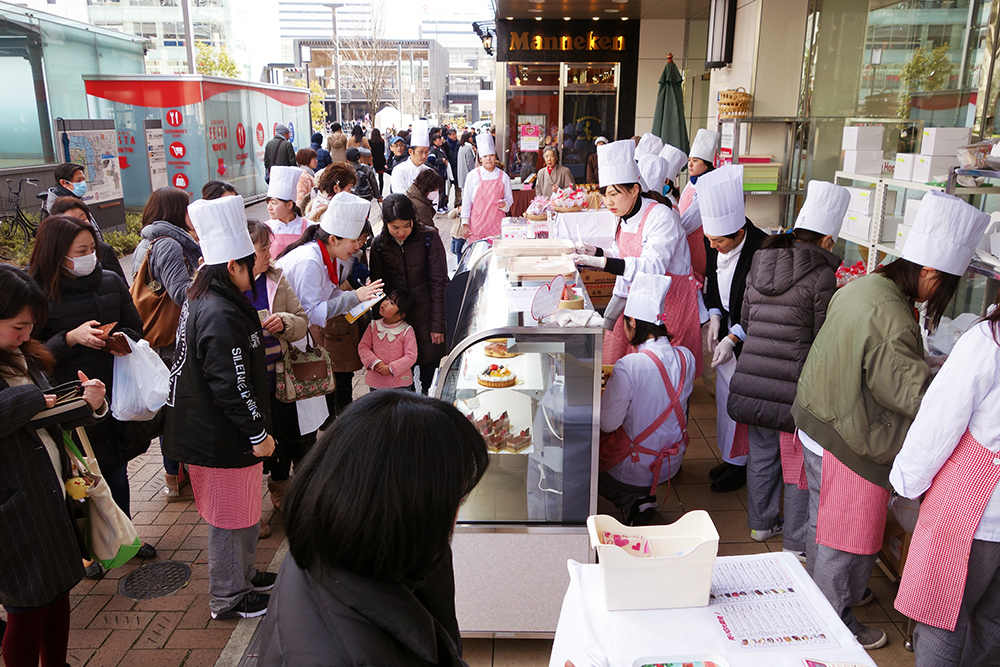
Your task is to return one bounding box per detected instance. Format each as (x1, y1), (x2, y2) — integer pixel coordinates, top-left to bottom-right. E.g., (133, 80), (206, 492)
(687, 228), (707, 285)
(895, 430), (1000, 631)
(188, 462), (264, 530)
(815, 453), (890, 555)
(468, 168), (505, 243)
(270, 216), (308, 258)
(602, 202), (703, 375)
(678, 183), (696, 214)
(779, 431), (808, 490)
(599, 349), (689, 495)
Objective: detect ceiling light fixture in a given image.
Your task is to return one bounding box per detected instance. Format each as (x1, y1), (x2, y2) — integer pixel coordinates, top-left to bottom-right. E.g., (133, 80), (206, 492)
(604, 8), (618, 12)
(563, 15), (571, 20)
(535, 15), (542, 19)
(506, 16), (513, 19)
(621, 16), (628, 20)
(592, 16), (600, 20)
(528, 8), (543, 12)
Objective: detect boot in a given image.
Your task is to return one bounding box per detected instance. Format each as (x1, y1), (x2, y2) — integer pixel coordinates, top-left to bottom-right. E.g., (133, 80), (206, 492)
(162, 473), (184, 501)
(268, 477), (289, 511)
(259, 519), (272, 539)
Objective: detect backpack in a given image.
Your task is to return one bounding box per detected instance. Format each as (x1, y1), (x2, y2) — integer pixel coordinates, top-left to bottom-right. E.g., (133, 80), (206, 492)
(352, 164), (374, 199)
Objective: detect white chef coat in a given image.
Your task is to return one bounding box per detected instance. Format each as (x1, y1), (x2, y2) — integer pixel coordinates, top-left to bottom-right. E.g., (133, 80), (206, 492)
(798, 429), (825, 458)
(459, 166), (514, 222)
(267, 215), (315, 237)
(606, 198), (692, 298)
(275, 241), (359, 327)
(714, 235), (746, 315)
(890, 321), (1000, 542)
(390, 157), (431, 194)
(600, 336), (695, 487)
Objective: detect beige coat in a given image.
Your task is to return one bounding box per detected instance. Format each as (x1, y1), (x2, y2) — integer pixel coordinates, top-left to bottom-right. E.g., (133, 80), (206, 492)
(347, 136), (373, 166)
(266, 265), (309, 353)
(535, 165), (575, 197)
(326, 131), (348, 163)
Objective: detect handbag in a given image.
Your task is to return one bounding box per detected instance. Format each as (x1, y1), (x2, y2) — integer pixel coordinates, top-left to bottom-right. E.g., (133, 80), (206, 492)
(130, 238), (186, 349)
(275, 332), (336, 403)
(63, 428), (141, 569)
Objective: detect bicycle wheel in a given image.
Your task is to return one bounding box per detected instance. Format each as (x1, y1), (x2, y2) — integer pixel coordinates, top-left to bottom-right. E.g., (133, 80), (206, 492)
(0, 217), (31, 260)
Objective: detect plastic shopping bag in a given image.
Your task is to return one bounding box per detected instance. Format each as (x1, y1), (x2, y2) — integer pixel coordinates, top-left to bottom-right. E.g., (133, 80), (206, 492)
(111, 335), (169, 421)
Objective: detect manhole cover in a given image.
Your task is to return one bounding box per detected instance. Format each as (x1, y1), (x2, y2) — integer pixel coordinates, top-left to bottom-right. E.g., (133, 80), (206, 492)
(118, 561), (191, 600)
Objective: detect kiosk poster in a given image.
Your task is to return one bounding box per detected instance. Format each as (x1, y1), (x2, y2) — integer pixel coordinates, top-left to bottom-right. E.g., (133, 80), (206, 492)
(65, 129), (123, 203)
(520, 124), (541, 152)
(144, 119), (169, 191)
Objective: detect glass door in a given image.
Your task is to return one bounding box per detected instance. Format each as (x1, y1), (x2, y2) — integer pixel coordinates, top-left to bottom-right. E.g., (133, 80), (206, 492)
(504, 63), (561, 180)
(560, 63), (619, 183)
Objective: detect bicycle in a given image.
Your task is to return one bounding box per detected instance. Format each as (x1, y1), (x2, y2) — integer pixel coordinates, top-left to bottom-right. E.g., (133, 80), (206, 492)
(0, 178), (39, 260)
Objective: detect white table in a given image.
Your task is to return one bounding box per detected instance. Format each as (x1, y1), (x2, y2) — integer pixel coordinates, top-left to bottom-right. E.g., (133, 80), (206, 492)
(549, 552), (877, 667)
(552, 210), (617, 251)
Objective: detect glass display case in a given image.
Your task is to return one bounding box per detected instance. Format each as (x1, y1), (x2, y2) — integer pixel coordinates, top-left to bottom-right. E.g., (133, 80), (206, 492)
(433, 240), (602, 636)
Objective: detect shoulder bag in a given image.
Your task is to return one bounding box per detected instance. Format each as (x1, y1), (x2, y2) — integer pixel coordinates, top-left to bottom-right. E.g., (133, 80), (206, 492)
(275, 331), (336, 403)
(130, 238), (187, 349)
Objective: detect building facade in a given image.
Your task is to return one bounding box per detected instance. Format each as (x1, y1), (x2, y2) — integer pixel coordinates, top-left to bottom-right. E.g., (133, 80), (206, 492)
(420, 16), (495, 123)
(276, 0), (373, 61)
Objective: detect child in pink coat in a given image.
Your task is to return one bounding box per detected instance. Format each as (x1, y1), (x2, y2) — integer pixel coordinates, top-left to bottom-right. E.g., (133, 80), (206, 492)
(358, 289), (419, 390)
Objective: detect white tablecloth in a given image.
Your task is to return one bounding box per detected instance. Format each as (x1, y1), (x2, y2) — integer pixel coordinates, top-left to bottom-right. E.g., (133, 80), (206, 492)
(549, 552), (877, 667)
(552, 210), (617, 251)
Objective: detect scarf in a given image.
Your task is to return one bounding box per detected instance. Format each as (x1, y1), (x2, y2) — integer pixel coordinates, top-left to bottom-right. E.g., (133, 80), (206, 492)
(375, 318), (409, 341)
(317, 240), (339, 285)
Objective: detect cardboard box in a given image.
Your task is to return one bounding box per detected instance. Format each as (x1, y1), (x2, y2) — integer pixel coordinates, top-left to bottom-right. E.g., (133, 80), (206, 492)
(896, 222), (913, 250)
(842, 126), (884, 151)
(894, 153), (916, 181)
(500, 218), (530, 239)
(920, 127), (972, 156)
(842, 212), (873, 240)
(911, 154), (957, 184)
(881, 216), (902, 243)
(903, 198), (922, 227)
(843, 149), (884, 175)
(845, 187), (896, 216)
(880, 511), (913, 580)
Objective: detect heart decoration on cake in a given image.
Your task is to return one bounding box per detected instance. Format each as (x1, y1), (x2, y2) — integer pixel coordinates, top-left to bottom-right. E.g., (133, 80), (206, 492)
(530, 274), (565, 322)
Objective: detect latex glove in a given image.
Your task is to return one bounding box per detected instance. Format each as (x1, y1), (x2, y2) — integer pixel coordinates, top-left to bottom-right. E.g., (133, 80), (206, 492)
(926, 354), (948, 370)
(707, 314), (722, 353)
(603, 295), (625, 331)
(575, 242), (598, 256)
(570, 253), (606, 270)
(711, 336), (736, 368)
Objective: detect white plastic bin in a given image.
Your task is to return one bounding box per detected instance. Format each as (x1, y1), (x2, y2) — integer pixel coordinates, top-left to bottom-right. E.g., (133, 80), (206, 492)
(587, 511), (719, 611)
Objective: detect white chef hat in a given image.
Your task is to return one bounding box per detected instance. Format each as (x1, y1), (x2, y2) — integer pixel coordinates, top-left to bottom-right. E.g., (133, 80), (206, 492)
(266, 166), (301, 202)
(901, 190), (990, 275)
(476, 132), (496, 156)
(598, 140), (641, 188)
(594, 136), (609, 146)
(659, 144), (687, 184)
(690, 128), (720, 163)
(320, 191), (371, 239)
(698, 164), (746, 237)
(624, 272), (672, 325)
(635, 132), (664, 159)
(794, 180), (851, 241)
(410, 120), (430, 148)
(637, 154), (669, 195)
(188, 195), (255, 265)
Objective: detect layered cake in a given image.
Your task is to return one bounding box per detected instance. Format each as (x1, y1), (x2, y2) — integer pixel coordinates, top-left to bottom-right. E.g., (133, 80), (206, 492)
(477, 364), (516, 388)
(484, 339), (520, 358)
(467, 411), (532, 453)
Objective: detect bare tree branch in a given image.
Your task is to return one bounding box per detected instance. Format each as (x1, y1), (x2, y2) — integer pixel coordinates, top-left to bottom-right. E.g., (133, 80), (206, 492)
(339, 0), (396, 119)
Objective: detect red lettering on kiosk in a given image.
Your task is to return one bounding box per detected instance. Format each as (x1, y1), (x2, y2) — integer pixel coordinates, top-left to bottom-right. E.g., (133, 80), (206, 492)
(256, 123), (265, 146)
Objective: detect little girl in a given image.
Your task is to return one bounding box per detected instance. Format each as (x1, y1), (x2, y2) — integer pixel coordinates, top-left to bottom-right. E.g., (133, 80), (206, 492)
(358, 289), (418, 391)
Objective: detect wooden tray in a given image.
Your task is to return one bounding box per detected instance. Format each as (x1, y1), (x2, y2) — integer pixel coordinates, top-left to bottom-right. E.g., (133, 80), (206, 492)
(492, 238), (575, 258)
(553, 206), (585, 213)
(506, 256), (577, 281)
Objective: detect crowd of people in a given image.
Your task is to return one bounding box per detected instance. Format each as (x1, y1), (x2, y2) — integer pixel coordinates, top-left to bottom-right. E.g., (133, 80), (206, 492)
(0, 120), (996, 667)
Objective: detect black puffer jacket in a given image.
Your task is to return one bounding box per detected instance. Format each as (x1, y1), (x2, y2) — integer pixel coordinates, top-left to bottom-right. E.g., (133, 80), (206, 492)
(163, 278), (271, 469)
(37, 265), (144, 468)
(369, 219), (450, 366)
(727, 241), (840, 432)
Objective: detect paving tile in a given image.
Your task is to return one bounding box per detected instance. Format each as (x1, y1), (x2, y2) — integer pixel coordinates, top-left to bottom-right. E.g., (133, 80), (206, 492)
(134, 594), (197, 613)
(674, 483), (745, 511)
(135, 524), (169, 540)
(152, 511), (183, 525)
(88, 610), (155, 631)
(672, 458), (721, 484)
(689, 402), (716, 419)
(70, 594), (112, 629)
(176, 510), (202, 524)
(102, 563), (139, 581)
(718, 541), (769, 556)
(134, 611), (184, 649)
(66, 648), (96, 666)
(156, 524), (195, 551)
(697, 419), (718, 437)
(72, 577), (99, 595)
(119, 649), (188, 666)
(101, 595), (136, 612)
(184, 648), (223, 666)
(170, 549), (201, 563)
(177, 595), (214, 629)
(67, 628), (111, 648)
(130, 511), (160, 526)
(90, 578), (123, 596)
(462, 638), (494, 667)
(84, 629), (141, 667)
(684, 437), (718, 461)
(164, 628), (234, 649)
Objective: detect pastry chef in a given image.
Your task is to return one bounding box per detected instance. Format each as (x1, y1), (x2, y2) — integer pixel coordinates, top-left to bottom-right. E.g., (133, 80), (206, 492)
(677, 128), (719, 216)
(699, 164), (767, 493)
(637, 153), (673, 207)
(390, 119), (432, 195)
(659, 143), (707, 310)
(459, 132), (513, 244)
(265, 165), (314, 257)
(634, 132), (663, 159)
(890, 291), (1000, 664)
(793, 190), (988, 651)
(659, 143), (688, 209)
(599, 273), (696, 526)
(572, 139), (702, 374)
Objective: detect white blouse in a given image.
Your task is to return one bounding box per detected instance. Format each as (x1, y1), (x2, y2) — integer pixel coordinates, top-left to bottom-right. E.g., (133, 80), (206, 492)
(276, 242), (358, 327)
(606, 198), (692, 298)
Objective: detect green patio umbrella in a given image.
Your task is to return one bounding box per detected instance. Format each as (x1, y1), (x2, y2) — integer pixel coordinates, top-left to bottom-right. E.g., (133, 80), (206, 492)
(652, 54), (689, 155)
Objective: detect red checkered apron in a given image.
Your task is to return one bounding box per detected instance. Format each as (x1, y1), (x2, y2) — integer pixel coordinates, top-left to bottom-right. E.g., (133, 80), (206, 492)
(895, 430), (1000, 632)
(599, 349), (690, 496)
(602, 202), (703, 376)
(815, 452), (889, 555)
(188, 462), (264, 530)
(678, 183), (696, 214)
(687, 228), (707, 285)
(779, 431), (808, 490)
(468, 168), (505, 243)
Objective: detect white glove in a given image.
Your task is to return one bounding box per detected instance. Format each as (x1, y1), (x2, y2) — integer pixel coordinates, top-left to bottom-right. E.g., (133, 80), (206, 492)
(926, 354), (948, 369)
(570, 253), (607, 270)
(575, 242), (598, 256)
(707, 314), (722, 353)
(711, 336), (736, 368)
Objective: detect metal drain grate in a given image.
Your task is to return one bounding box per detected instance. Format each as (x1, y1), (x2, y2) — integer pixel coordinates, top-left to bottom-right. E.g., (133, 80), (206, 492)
(118, 560), (192, 600)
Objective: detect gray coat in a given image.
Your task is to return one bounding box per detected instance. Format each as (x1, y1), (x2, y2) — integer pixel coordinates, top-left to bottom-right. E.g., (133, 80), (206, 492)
(131, 221), (202, 306)
(456, 143), (477, 188)
(727, 242), (839, 433)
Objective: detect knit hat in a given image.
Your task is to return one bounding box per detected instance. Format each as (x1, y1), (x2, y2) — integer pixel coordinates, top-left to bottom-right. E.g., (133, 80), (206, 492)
(275, 124), (290, 138)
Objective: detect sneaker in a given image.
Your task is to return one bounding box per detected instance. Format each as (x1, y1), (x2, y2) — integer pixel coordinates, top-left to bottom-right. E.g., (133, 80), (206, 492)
(211, 591), (270, 619)
(711, 464), (746, 492)
(782, 548), (807, 563)
(854, 625), (888, 650)
(84, 561), (104, 580)
(857, 587), (875, 607)
(751, 521), (784, 542)
(708, 461), (731, 480)
(134, 543), (157, 560)
(625, 495), (658, 527)
(250, 571), (277, 592)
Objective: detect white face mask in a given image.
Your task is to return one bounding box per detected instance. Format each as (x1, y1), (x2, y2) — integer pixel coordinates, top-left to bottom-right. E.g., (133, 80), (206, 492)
(429, 191), (440, 205)
(65, 251), (97, 277)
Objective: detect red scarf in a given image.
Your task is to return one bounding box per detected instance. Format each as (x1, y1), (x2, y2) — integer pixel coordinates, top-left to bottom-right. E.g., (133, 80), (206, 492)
(317, 240), (339, 285)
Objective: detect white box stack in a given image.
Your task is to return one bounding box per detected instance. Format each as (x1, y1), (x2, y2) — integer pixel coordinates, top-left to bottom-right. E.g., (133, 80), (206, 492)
(894, 153), (917, 181)
(843, 150), (884, 175)
(911, 155), (957, 184)
(920, 127), (972, 156)
(843, 126), (884, 176)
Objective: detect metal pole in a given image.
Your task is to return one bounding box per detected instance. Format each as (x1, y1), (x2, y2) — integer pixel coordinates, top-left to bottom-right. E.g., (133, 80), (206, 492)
(180, 0), (196, 74)
(397, 43), (403, 120)
(325, 4), (343, 125)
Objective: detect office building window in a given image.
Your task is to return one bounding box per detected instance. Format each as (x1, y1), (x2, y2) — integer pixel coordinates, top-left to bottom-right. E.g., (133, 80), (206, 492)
(162, 22), (185, 46)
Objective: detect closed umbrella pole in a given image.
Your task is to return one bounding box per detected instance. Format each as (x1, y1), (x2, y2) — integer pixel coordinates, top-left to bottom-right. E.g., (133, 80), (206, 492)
(652, 54), (690, 155)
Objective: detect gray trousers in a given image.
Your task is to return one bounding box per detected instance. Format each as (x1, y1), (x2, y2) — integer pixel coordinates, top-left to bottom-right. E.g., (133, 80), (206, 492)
(813, 541), (877, 634)
(913, 539), (1000, 666)
(803, 448), (823, 577)
(746, 426), (809, 551)
(207, 523), (259, 614)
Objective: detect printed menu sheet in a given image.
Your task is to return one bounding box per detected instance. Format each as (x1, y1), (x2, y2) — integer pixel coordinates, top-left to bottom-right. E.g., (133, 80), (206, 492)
(708, 557), (838, 651)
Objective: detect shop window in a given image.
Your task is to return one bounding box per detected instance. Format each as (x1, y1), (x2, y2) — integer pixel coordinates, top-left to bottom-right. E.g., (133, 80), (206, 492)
(162, 22), (185, 47)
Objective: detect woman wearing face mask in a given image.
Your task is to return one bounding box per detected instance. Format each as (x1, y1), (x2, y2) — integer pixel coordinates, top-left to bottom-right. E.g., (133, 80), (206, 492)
(459, 133), (513, 244)
(48, 196), (126, 283)
(29, 215), (156, 576)
(370, 194), (449, 395)
(265, 166), (312, 258)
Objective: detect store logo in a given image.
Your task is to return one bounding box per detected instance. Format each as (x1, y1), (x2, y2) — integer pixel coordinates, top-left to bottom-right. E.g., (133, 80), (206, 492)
(256, 123), (265, 146)
(236, 123), (246, 149)
(509, 32), (625, 52)
(169, 142), (186, 159)
(172, 173), (189, 189)
(166, 109), (183, 127)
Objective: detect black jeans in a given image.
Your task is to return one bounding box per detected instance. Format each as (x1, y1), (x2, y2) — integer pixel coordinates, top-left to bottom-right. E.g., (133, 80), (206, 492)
(325, 371), (356, 419)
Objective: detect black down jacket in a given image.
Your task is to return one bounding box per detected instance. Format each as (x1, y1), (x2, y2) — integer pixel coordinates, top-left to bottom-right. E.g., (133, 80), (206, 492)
(162, 278), (271, 469)
(727, 241), (840, 433)
(37, 264), (144, 469)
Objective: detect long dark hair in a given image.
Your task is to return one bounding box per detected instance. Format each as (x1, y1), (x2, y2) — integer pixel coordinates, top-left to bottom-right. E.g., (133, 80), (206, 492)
(643, 190), (673, 209)
(875, 258), (960, 329)
(761, 228), (827, 250)
(49, 196), (92, 219)
(29, 216), (98, 301)
(985, 291), (1000, 344)
(351, 124), (364, 141)
(142, 187), (190, 230)
(627, 315), (672, 346)
(370, 127), (382, 143)
(186, 254), (257, 301)
(0, 265), (54, 375)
